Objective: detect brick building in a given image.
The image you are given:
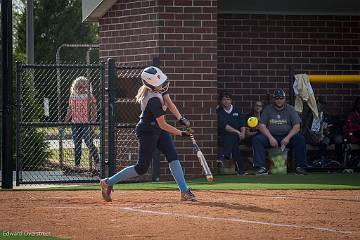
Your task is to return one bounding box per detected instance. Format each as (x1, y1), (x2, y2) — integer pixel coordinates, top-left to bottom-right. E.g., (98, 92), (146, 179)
(82, 0), (360, 178)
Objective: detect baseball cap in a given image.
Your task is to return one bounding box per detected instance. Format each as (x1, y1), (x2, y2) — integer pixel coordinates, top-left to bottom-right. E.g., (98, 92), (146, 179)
(273, 89), (286, 98)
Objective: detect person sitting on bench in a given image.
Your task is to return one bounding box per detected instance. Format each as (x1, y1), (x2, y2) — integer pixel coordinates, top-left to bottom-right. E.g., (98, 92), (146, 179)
(217, 91), (247, 175)
(252, 89), (308, 175)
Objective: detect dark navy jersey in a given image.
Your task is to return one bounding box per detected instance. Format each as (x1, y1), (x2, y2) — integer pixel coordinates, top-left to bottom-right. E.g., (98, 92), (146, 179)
(217, 106), (245, 136)
(140, 97), (166, 123)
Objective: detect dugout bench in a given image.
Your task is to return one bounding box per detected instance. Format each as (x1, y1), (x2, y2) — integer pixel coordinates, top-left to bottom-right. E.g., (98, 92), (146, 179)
(217, 142), (360, 174)
(217, 144), (297, 174)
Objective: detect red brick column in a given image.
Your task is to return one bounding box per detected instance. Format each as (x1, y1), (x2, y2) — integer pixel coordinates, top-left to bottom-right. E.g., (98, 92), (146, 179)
(99, 0), (218, 178)
(156, 0), (218, 177)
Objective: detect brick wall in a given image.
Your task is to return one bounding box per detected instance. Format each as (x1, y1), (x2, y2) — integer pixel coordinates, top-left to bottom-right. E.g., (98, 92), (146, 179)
(98, 0), (218, 179)
(218, 14), (360, 116)
(99, 0), (159, 64)
(157, 0), (218, 177)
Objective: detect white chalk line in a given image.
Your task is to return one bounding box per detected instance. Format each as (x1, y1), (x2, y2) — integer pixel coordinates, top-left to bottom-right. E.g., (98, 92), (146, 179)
(121, 207), (352, 234)
(46, 206), (352, 235)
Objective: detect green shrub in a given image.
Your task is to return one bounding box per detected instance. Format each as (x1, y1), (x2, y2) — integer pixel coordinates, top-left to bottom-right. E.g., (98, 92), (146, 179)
(19, 68), (51, 170)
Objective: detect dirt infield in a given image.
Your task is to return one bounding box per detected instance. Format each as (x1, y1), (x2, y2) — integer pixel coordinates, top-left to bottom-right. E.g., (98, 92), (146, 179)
(1, 190), (360, 240)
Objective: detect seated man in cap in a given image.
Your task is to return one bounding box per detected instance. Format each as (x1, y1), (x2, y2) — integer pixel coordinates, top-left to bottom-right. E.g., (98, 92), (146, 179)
(251, 89), (307, 175)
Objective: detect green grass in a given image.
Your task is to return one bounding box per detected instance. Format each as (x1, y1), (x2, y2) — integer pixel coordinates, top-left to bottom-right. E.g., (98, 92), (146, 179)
(40, 127), (101, 139)
(48, 148), (92, 167)
(45, 172), (360, 191)
(0, 231), (63, 239)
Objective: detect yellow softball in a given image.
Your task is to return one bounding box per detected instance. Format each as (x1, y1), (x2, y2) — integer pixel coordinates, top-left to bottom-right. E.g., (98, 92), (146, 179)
(247, 117), (259, 128)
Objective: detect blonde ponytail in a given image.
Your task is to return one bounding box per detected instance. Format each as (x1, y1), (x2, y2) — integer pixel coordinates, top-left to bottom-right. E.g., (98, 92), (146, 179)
(135, 85), (148, 103)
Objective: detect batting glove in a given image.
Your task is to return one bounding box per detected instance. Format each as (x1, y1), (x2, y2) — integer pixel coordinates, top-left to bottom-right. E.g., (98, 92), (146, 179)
(179, 116), (190, 127)
(181, 128), (194, 136)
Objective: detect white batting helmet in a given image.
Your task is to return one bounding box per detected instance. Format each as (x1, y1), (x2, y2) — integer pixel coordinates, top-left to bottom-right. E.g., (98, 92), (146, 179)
(141, 66), (169, 93)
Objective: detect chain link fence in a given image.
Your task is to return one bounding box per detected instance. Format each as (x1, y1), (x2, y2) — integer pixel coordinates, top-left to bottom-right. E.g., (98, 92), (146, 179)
(15, 57), (159, 185)
(16, 62), (105, 184)
(114, 67), (142, 168)
(108, 58), (160, 181)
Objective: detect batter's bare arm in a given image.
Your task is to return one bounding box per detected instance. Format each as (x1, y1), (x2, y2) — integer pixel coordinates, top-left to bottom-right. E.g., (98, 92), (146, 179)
(163, 94), (190, 127)
(163, 94), (182, 120)
(155, 115), (192, 137)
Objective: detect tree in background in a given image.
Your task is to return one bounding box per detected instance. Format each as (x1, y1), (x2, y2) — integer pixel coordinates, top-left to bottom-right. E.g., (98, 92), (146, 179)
(14, 0), (98, 63)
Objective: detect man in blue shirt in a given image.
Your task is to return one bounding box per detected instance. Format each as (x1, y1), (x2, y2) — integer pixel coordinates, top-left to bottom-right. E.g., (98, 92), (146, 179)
(217, 92), (246, 175)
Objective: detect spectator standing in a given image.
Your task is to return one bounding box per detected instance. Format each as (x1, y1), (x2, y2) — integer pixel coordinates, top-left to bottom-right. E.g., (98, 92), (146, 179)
(252, 89), (307, 175)
(217, 92), (246, 175)
(65, 76), (100, 169)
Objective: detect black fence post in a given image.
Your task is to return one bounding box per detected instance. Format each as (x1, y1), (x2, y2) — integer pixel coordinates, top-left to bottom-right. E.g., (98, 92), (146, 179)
(151, 56), (161, 181)
(288, 64), (296, 172)
(1, 0), (13, 189)
(15, 62), (22, 186)
(107, 58), (117, 177)
(289, 64), (294, 106)
(100, 62), (106, 178)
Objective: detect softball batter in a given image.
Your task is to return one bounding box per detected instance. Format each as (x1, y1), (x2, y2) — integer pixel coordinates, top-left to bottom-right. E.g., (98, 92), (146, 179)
(100, 66), (196, 202)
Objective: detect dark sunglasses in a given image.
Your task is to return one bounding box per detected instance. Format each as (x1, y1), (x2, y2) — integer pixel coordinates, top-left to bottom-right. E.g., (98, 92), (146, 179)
(274, 97), (284, 100)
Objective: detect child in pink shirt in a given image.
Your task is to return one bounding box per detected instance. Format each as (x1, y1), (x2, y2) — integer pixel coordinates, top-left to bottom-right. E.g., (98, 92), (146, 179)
(65, 76), (99, 168)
